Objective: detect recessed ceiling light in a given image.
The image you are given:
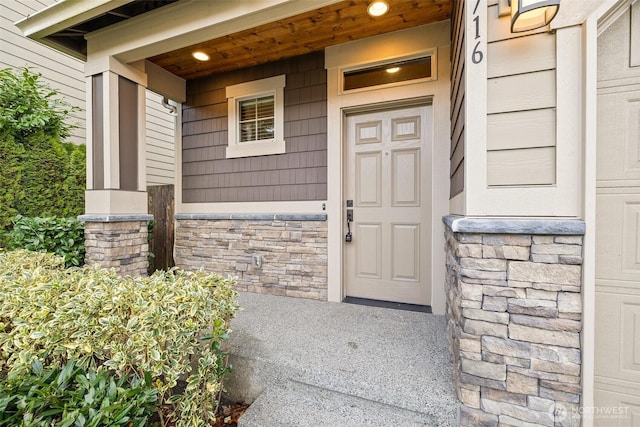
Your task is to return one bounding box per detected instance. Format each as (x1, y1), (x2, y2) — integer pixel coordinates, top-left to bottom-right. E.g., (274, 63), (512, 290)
(367, 1), (389, 17)
(192, 51), (210, 61)
(386, 67), (400, 74)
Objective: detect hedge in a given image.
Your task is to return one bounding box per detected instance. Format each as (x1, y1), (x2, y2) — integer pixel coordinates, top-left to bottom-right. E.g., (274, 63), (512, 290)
(4, 215), (85, 267)
(0, 68), (85, 246)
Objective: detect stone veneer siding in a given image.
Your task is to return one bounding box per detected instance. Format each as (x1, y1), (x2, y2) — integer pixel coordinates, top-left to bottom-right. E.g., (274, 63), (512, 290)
(175, 214), (327, 300)
(443, 216), (585, 427)
(81, 216), (152, 277)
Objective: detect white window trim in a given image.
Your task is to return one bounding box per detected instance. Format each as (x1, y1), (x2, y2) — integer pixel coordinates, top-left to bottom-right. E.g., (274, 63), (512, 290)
(226, 74), (286, 158)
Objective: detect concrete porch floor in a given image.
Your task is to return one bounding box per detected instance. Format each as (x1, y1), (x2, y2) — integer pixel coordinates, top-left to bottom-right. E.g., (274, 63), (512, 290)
(223, 292), (459, 426)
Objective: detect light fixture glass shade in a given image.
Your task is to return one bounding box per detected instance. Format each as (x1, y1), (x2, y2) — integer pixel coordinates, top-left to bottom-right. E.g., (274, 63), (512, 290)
(510, 0), (560, 33)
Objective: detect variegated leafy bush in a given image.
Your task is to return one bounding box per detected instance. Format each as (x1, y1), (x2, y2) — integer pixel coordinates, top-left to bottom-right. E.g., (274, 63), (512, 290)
(0, 250), (239, 426)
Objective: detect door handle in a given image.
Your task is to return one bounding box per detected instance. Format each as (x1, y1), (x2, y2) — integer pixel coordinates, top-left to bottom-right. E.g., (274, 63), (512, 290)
(345, 202), (353, 243)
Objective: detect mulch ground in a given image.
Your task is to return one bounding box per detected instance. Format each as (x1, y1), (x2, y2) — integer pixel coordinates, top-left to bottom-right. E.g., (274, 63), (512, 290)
(213, 401), (251, 426)
(156, 399), (250, 426)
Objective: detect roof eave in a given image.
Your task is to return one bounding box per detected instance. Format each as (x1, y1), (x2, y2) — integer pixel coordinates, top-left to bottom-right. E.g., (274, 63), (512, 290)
(15, 0), (131, 41)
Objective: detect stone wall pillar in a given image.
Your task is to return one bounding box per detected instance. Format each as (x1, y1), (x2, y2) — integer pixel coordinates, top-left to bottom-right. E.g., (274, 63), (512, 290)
(81, 215), (152, 277)
(443, 216), (585, 427)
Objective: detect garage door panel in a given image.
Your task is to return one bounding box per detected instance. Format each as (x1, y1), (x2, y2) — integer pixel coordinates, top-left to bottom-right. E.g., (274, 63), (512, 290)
(595, 291), (640, 384)
(597, 90), (640, 182)
(596, 193), (640, 283)
(624, 201), (640, 274)
(593, 389), (640, 426)
(597, 8), (640, 420)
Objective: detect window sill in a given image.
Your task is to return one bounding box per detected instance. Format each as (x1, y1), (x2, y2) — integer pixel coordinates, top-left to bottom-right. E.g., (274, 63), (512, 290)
(225, 140), (286, 159)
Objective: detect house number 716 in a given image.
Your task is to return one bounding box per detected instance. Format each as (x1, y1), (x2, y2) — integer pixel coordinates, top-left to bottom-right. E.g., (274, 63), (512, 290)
(472, 0), (484, 64)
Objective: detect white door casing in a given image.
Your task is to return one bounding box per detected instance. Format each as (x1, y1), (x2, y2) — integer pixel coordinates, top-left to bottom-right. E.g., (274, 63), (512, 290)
(344, 105), (431, 305)
(325, 22), (451, 313)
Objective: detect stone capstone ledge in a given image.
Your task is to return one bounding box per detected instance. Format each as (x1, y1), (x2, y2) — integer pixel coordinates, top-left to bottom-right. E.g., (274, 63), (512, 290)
(443, 216), (585, 235)
(175, 213), (327, 221)
(79, 214), (153, 223)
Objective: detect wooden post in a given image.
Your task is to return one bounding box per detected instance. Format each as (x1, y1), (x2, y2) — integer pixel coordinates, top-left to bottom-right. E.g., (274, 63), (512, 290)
(147, 185), (175, 272)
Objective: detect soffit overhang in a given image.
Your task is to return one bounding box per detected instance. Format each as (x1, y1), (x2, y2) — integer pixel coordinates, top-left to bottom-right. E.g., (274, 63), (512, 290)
(16, 0), (451, 81)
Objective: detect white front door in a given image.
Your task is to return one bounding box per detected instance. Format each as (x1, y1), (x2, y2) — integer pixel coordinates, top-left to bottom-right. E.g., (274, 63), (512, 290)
(344, 105), (431, 305)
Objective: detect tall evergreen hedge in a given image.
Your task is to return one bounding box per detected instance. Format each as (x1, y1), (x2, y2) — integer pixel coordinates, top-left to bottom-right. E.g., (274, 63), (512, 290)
(0, 68), (85, 245)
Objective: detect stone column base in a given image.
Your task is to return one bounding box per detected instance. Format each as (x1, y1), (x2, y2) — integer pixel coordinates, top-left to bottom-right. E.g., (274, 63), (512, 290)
(80, 215), (153, 277)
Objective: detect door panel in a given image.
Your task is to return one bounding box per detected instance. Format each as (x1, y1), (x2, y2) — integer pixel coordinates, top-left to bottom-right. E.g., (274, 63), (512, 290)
(392, 116), (421, 140)
(392, 149), (421, 206)
(356, 152), (382, 206)
(392, 223), (420, 281)
(344, 105), (431, 305)
(356, 120), (382, 144)
(355, 223), (382, 279)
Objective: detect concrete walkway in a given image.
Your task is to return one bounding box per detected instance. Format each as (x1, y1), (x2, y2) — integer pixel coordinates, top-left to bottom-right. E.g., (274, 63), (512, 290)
(223, 292), (458, 427)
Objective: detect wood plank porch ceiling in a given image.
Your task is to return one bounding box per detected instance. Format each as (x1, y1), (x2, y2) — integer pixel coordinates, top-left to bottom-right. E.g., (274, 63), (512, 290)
(148, 0), (451, 80)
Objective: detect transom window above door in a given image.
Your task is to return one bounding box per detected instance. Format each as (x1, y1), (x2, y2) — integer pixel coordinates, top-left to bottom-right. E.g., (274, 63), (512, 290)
(226, 75), (286, 158)
(342, 55), (434, 93)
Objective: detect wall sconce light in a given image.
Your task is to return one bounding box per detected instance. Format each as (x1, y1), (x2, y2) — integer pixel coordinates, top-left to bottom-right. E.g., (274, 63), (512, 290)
(510, 0), (560, 33)
(161, 96), (177, 117)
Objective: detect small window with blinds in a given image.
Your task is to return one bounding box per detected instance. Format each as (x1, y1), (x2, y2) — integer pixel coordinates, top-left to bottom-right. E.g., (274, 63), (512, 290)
(225, 75), (285, 158)
(239, 96), (275, 142)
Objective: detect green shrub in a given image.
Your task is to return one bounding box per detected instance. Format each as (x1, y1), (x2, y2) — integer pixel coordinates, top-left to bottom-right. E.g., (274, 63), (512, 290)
(11, 133), (85, 220)
(0, 67), (75, 140)
(0, 360), (157, 427)
(0, 250), (239, 426)
(0, 130), (86, 244)
(5, 215), (85, 267)
(0, 68), (85, 243)
(0, 132), (25, 240)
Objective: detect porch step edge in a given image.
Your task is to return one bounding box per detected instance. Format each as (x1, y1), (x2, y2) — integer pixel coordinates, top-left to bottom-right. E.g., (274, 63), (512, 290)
(237, 379), (450, 427)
